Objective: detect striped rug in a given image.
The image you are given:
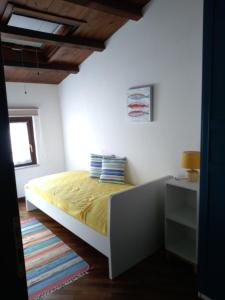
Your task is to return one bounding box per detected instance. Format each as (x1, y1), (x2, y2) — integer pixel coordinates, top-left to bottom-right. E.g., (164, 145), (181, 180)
(21, 218), (89, 300)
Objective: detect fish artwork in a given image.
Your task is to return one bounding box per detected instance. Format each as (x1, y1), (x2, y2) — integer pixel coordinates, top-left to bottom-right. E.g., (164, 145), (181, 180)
(128, 103), (149, 109)
(128, 110), (150, 117)
(128, 93), (150, 100)
(127, 86), (153, 121)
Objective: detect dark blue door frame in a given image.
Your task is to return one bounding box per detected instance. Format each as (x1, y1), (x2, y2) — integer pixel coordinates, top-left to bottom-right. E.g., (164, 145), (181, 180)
(198, 0), (225, 299)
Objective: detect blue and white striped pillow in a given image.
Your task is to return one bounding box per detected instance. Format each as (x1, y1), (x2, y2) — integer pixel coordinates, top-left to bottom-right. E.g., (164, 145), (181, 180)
(90, 154), (103, 178)
(90, 154), (115, 178)
(100, 157), (127, 184)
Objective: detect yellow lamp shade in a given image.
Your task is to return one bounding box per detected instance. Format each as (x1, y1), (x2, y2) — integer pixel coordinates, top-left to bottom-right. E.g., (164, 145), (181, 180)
(181, 151), (200, 170)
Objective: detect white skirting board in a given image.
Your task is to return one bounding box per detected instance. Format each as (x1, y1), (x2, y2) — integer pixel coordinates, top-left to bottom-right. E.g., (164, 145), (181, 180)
(25, 175), (172, 279)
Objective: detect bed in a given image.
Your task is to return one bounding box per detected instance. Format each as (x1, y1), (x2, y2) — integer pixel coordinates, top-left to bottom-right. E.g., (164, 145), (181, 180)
(25, 170), (171, 279)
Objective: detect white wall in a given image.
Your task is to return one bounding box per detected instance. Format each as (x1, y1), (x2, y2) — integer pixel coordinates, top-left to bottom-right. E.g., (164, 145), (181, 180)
(6, 83), (65, 197)
(59, 0), (203, 185)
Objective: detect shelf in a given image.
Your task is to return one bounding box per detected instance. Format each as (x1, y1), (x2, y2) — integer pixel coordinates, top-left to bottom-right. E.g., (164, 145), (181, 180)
(166, 207), (196, 229)
(165, 178), (199, 265)
(166, 236), (196, 264)
(166, 178), (199, 192)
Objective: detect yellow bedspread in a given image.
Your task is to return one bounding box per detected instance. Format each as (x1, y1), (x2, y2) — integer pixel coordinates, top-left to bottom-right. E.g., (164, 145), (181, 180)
(25, 170), (133, 236)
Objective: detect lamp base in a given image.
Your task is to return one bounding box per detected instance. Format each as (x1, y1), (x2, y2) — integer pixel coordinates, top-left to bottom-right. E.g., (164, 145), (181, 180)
(186, 170), (199, 182)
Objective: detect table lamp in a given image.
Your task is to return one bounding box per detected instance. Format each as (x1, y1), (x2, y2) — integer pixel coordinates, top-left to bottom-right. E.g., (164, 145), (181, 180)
(181, 151), (200, 182)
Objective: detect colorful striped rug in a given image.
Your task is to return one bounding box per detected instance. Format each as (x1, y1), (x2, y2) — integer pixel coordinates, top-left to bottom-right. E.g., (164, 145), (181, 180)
(21, 218), (89, 300)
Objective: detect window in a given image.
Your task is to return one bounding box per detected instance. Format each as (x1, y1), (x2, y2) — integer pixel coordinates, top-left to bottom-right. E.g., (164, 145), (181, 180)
(8, 14), (61, 33)
(9, 117), (37, 167)
(2, 13), (64, 49)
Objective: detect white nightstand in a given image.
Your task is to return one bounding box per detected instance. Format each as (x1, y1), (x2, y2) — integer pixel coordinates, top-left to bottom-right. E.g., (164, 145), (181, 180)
(165, 178), (199, 264)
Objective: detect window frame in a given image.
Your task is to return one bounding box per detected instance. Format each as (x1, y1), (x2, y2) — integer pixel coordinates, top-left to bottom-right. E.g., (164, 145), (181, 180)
(9, 116), (37, 168)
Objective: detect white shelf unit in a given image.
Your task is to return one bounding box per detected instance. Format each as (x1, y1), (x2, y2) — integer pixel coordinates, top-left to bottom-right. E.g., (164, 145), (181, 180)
(165, 178), (199, 264)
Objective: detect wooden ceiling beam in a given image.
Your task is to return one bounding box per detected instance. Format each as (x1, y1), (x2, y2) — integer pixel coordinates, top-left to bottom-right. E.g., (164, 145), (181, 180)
(62, 0), (143, 20)
(0, 25), (105, 51)
(11, 4), (87, 27)
(1, 2), (13, 24)
(3, 59), (79, 74)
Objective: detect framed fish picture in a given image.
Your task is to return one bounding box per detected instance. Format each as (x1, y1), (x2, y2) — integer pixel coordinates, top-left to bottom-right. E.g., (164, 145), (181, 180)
(127, 85), (153, 122)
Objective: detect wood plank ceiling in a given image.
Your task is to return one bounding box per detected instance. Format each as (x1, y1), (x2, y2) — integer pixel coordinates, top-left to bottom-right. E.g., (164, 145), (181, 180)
(0, 0), (151, 84)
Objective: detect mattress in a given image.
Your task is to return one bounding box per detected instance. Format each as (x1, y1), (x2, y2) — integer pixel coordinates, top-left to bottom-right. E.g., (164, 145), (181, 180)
(25, 170), (133, 236)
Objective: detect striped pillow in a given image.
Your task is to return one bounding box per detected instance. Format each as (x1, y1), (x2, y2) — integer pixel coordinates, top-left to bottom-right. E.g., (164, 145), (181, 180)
(100, 157), (127, 184)
(90, 154), (115, 178)
(90, 154), (103, 178)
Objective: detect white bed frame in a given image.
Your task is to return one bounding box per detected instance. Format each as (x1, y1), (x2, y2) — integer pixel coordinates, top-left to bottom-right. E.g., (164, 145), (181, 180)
(25, 175), (172, 279)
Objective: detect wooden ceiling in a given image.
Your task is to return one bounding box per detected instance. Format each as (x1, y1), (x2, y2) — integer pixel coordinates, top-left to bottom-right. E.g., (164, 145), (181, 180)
(0, 0), (151, 84)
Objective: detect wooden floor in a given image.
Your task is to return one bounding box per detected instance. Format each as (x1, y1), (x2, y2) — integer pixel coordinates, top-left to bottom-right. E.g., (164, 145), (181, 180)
(19, 201), (200, 300)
